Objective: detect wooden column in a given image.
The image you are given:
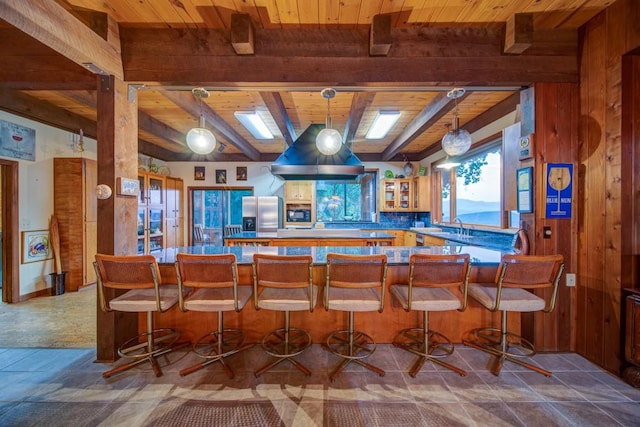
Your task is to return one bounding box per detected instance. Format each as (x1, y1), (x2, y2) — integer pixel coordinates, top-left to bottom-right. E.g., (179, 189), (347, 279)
(95, 75), (139, 361)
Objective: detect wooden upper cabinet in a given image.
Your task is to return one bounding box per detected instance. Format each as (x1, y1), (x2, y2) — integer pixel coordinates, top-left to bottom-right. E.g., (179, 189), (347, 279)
(138, 172), (166, 254)
(412, 176), (431, 211)
(165, 177), (183, 248)
(380, 178), (412, 212)
(285, 181), (314, 202)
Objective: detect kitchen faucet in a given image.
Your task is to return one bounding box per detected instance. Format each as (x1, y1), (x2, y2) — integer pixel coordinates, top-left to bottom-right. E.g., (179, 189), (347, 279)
(453, 217), (465, 237)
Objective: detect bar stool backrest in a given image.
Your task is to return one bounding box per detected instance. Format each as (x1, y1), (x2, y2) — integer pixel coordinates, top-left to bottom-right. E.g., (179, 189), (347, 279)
(325, 253), (388, 313)
(176, 253), (237, 289)
(494, 254), (565, 313)
(409, 253), (471, 287)
(93, 254), (162, 312)
(252, 254), (314, 310)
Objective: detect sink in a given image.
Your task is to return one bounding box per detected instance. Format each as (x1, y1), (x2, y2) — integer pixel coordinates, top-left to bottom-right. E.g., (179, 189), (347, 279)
(429, 231), (475, 240)
(410, 227), (442, 233)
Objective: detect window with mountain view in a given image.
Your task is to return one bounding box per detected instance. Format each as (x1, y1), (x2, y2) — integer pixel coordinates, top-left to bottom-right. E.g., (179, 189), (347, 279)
(315, 171), (377, 223)
(438, 143), (503, 228)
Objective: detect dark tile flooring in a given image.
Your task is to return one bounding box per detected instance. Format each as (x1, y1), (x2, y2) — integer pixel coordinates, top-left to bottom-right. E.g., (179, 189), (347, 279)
(0, 343), (639, 426)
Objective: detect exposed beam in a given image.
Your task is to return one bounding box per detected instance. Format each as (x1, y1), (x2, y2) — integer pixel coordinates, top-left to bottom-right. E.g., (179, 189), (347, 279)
(259, 91), (296, 145)
(415, 92), (521, 159)
(0, 0), (123, 78)
(504, 13), (534, 54)
(382, 92), (468, 161)
(120, 27), (578, 85)
(344, 92), (374, 148)
(0, 28), (95, 90)
(161, 90), (261, 161)
(62, 90), (187, 149)
(370, 14), (392, 56)
(0, 88), (97, 136)
(231, 14), (254, 55)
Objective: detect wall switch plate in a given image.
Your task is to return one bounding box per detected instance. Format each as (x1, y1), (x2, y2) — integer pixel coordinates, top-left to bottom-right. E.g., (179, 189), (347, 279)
(543, 226), (552, 238)
(566, 273), (576, 287)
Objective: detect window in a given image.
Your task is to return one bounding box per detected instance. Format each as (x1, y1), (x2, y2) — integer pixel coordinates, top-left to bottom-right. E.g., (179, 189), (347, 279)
(436, 143), (504, 228)
(315, 171), (377, 222)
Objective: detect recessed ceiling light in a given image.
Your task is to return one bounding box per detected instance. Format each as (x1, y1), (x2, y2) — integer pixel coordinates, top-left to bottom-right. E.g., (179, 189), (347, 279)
(234, 111), (274, 139)
(366, 111), (401, 139)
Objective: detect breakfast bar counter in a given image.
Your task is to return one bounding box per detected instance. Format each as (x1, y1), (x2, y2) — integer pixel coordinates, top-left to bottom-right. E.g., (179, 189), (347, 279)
(151, 245), (512, 345)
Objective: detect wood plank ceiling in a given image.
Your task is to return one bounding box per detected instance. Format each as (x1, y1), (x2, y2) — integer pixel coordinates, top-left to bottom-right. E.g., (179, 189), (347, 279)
(0, 0), (614, 162)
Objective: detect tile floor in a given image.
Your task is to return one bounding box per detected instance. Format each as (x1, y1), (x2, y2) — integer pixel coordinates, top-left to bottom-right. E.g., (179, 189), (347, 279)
(0, 290), (639, 426)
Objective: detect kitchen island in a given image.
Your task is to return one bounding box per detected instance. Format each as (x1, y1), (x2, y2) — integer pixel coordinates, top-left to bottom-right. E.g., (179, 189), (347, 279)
(224, 229), (396, 246)
(151, 245), (513, 345)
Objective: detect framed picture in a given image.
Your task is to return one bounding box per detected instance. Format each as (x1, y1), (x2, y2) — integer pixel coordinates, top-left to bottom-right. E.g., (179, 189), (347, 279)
(216, 169), (227, 184)
(194, 166), (205, 181)
(518, 133), (534, 160)
(116, 177), (139, 196)
(516, 167), (533, 213)
(236, 166), (247, 181)
(22, 230), (52, 264)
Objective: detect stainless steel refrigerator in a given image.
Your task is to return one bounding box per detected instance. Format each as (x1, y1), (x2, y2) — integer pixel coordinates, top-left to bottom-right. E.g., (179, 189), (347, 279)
(241, 196), (282, 232)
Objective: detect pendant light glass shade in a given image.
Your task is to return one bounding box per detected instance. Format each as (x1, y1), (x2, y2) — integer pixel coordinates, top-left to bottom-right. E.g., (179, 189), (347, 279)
(441, 88), (472, 157)
(186, 115), (216, 155)
(316, 88), (342, 155)
(441, 126), (472, 156)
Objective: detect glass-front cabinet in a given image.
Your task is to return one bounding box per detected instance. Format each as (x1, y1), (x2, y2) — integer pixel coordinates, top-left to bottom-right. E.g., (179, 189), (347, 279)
(138, 172), (166, 254)
(380, 178), (412, 212)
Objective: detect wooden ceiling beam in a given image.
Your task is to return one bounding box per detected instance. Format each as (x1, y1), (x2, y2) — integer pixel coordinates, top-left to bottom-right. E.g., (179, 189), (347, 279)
(504, 13), (534, 54)
(161, 90), (261, 161)
(231, 14), (254, 55)
(120, 26), (577, 85)
(382, 92), (468, 161)
(259, 91), (296, 145)
(0, 0), (123, 79)
(344, 92), (374, 148)
(0, 88), (97, 136)
(370, 14), (392, 56)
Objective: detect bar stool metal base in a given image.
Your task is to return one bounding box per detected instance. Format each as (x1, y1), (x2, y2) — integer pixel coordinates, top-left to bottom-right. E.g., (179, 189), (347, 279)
(463, 311), (551, 377)
(104, 323), (185, 379)
(393, 326), (467, 377)
(180, 316), (253, 378)
(255, 311), (312, 377)
(325, 312), (385, 381)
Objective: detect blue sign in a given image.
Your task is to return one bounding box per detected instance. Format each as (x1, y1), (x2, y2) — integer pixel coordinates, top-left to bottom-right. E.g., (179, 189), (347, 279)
(0, 119), (36, 161)
(545, 163), (573, 219)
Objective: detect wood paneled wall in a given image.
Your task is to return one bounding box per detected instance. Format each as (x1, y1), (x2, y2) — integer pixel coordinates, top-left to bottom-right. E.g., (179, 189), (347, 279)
(577, 0), (640, 374)
(526, 83), (579, 353)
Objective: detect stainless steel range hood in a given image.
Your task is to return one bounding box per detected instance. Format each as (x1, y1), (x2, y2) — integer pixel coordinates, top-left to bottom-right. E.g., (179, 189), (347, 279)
(271, 124), (365, 180)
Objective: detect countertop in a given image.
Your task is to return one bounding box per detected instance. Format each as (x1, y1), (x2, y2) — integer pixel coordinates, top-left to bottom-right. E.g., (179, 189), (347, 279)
(153, 245), (506, 266)
(226, 229), (395, 239)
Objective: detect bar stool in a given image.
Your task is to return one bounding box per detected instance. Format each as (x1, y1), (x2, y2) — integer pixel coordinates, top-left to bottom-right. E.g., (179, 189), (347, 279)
(390, 253), (471, 377)
(464, 254), (565, 376)
(94, 254), (187, 378)
(175, 253), (253, 377)
(252, 254), (317, 377)
(323, 253), (387, 381)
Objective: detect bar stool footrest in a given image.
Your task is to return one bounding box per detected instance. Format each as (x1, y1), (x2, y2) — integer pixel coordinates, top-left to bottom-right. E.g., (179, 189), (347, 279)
(192, 328), (247, 360)
(118, 328), (180, 360)
(464, 327), (536, 358)
(393, 327), (455, 358)
(262, 327), (311, 358)
(325, 329), (377, 360)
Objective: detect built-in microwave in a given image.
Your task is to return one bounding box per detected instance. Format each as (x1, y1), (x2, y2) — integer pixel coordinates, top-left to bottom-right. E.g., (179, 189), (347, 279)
(286, 207), (311, 223)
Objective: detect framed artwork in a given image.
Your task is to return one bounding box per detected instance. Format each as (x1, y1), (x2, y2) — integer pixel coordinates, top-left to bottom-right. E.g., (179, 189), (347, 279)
(236, 166), (247, 181)
(216, 169), (227, 184)
(545, 163), (573, 219)
(194, 166), (205, 181)
(0, 119), (36, 161)
(516, 167), (533, 213)
(116, 177), (139, 196)
(518, 134), (534, 160)
(22, 230), (52, 264)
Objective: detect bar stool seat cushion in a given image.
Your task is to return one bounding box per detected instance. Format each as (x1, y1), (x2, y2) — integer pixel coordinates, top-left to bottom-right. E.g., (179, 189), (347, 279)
(184, 286), (252, 312)
(468, 285), (545, 312)
(109, 287), (180, 312)
(325, 288), (381, 312)
(390, 285), (461, 311)
(257, 286), (318, 311)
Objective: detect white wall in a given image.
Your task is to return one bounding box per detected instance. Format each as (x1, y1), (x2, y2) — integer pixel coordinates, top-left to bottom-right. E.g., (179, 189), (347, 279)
(0, 111), (96, 296)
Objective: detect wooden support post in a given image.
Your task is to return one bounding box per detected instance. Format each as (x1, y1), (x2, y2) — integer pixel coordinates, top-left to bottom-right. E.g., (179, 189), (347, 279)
(231, 14), (254, 55)
(504, 13), (533, 54)
(370, 14), (392, 56)
(95, 75), (139, 362)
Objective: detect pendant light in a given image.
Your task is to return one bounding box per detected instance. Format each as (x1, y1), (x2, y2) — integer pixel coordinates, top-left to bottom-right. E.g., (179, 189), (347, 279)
(186, 88), (217, 155)
(441, 88), (472, 157)
(316, 88), (343, 155)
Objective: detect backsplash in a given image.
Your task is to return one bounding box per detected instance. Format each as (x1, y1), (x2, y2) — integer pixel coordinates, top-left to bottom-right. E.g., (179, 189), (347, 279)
(322, 212), (430, 230)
